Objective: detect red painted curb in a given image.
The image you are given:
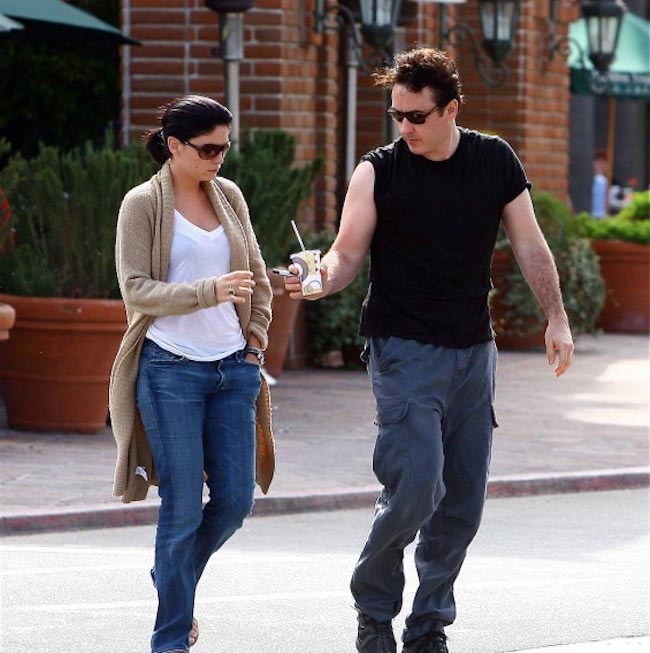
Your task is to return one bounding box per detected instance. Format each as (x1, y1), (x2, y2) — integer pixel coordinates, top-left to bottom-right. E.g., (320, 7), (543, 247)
(1, 468), (647, 536)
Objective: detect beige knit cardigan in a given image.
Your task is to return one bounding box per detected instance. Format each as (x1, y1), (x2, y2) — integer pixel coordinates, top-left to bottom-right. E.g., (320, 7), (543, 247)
(109, 162), (274, 503)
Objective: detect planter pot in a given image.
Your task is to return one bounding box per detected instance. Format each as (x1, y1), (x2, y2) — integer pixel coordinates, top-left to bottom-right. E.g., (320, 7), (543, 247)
(490, 250), (546, 350)
(264, 274), (301, 378)
(591, 240), (650, 334)
(0, 302), (15, 342)
(0, 294), (126, 434)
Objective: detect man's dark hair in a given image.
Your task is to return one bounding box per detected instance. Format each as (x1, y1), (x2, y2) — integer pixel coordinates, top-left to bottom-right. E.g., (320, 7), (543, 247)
(373, 48), (464, 110)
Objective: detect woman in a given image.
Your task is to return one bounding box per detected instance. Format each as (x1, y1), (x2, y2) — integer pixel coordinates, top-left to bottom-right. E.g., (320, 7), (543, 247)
(109, 95), (274, 653)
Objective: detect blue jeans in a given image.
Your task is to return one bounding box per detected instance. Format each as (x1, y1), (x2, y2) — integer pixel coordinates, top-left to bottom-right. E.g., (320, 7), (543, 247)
(136, 339), (261, 653)
(351, 337), (498, 643)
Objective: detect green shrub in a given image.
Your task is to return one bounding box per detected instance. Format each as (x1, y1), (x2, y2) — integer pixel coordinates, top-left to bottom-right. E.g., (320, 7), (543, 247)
(574, 190), (650, 245)
(0, 135), (157, 298)
(220, 131), (323, 265)
(302, 231), (369, 367)
(493, 192), (606, 338)
(576, 211), (650, 245)
(617, 190), (650, 222)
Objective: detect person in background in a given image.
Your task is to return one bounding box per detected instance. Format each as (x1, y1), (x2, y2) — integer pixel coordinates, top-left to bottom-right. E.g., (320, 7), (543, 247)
(591, 149), (608, 219)
(284, 48), (574, 653)
(109, 95), (274, 653)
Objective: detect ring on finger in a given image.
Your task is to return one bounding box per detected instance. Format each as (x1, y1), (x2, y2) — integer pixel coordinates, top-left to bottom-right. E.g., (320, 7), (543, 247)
(228, 285), (236, 297)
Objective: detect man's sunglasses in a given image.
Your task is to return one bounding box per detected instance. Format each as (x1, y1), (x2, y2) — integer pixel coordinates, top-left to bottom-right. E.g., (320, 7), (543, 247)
(387, 106), (440, 125)
(183, 140), (231, 160)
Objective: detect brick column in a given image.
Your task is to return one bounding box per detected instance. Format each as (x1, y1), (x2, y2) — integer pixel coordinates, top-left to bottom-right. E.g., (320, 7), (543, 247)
(455, 0), (577, 200)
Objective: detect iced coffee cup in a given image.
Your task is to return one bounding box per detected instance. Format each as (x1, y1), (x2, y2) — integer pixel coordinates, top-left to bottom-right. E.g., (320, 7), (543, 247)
(290, 249), (322, 296)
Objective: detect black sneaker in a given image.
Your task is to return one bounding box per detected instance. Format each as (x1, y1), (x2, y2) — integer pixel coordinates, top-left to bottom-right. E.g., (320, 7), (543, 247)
(356, 611), (397, 653)
(402, 631), (448, 653)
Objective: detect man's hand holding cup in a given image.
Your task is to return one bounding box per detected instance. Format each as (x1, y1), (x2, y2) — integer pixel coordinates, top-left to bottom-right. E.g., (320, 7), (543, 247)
(283, 262), (328, 300)
(273, 262), (328, 300)
(274, 220), (327, 301)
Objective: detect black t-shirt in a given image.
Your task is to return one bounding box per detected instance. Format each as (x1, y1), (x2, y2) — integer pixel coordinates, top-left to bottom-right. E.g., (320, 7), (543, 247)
(359, 127), (530, 348)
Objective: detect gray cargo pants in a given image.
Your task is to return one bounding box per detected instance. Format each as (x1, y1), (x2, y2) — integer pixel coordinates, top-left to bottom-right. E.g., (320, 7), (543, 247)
(350, 336), (498, 644)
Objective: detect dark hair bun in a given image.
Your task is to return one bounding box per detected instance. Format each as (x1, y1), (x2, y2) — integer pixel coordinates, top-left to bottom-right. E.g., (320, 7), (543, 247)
(143, 128), (170, 165)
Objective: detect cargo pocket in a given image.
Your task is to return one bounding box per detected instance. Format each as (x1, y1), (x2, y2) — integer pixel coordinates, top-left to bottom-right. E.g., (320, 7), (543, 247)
(373, 398), (409, 489)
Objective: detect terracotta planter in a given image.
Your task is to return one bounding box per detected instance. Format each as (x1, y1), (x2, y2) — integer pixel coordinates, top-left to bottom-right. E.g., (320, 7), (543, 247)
(264, 273), (301, 378)
(489, 249), (546, 350)
(0, 302), (15, 342)
(0, 294), (126, 434)
(591, 240), (650, 334)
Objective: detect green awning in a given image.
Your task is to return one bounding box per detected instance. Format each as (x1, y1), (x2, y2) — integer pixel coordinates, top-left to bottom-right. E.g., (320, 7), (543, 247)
(569, 12), (650, 100)
(0, 0), (139, 45)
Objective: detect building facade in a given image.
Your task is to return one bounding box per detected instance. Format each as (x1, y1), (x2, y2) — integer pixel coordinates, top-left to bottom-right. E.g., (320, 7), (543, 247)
(121, 0), (579, 229)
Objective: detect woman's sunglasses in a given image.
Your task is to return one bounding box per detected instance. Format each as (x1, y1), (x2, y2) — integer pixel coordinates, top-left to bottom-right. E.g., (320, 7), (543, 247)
(183, 140), (231, 160)
(387, 106), (440, 125)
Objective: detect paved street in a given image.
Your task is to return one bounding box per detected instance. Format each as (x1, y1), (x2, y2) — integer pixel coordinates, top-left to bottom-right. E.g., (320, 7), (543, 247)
(0, 334), (648, 534)
(1, 489), (648, 652)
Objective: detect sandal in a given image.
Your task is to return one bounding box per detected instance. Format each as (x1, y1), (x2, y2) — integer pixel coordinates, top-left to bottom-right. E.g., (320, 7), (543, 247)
(189, 617), (199, 647)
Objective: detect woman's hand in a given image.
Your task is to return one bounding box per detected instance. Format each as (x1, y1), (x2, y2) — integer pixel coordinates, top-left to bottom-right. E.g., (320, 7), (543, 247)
(214, 271), (255, 304)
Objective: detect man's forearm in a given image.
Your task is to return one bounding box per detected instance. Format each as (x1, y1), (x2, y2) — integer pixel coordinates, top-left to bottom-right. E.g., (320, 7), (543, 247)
(321, 248), (365, 296)
(515, 244), (568, 323)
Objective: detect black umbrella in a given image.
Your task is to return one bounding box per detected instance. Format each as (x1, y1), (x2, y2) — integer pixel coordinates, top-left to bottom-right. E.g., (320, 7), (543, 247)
(0, 0), (139, 44)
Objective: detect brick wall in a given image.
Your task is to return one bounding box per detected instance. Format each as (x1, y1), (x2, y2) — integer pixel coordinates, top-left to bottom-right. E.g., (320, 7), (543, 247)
(123, 0), (342, 229)
(122, 0), (574, 224)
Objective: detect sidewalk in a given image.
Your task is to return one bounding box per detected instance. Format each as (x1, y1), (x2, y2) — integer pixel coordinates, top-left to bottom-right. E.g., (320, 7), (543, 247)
(0, 333), (648, 535)
(517, 637), (650, 651)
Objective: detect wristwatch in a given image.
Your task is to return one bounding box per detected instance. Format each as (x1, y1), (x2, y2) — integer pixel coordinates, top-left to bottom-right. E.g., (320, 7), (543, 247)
(244, 345), (265, 366)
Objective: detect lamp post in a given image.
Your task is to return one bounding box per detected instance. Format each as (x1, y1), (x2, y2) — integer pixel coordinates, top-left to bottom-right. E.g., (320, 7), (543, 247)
(204, 0), (255, 148)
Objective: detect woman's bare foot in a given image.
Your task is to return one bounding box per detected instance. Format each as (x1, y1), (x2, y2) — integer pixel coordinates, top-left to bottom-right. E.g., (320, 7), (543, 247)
(189, 617), (199, 647)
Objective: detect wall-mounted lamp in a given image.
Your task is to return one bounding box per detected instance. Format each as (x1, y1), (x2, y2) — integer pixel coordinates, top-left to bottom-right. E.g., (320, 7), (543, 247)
(477, 0), (521, 65)
(581, 0), (625, 73)
(314, 0), (403, 61)
(425, 0), (521, 87)
(547, 0), (625, 76)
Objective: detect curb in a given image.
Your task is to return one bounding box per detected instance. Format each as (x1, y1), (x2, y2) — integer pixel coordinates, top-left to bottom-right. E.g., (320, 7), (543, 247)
(1, 467), (647, 536)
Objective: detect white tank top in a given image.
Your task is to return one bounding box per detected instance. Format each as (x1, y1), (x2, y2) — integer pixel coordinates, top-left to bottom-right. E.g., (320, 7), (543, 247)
(146, 209), (246, 361)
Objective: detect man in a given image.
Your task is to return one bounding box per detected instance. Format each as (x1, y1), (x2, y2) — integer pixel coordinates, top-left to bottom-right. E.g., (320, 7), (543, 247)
(284, 48), (574, 653)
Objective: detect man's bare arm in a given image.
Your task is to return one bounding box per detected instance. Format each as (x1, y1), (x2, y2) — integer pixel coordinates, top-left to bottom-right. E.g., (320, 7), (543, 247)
(285, 161), (377, 299)
(502, 190), (575, 376)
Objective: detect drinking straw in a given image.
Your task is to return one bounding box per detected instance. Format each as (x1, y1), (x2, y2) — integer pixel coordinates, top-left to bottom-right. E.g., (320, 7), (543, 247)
(291, 219), (306, 251)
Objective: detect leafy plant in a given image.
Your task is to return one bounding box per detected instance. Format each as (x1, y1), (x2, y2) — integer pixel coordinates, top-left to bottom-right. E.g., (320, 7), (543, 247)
(302, 231), (370, 367)
(617, 190), (650, 222)
(220, 131), (323, 265)
(576, 212), (650, 245)
(492, 192), (606, 338)
(0, 134), (157, 298)
(574, 190), (650, 245)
